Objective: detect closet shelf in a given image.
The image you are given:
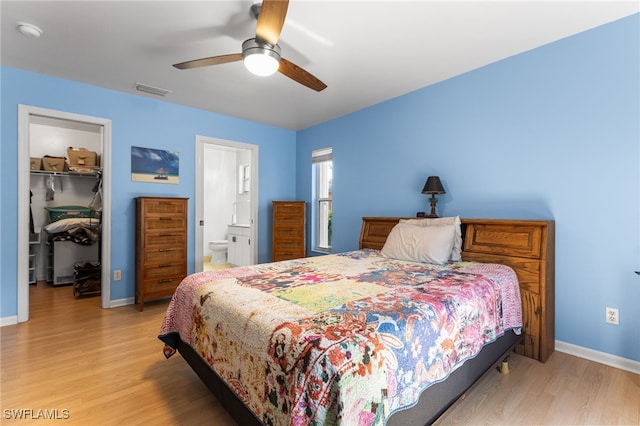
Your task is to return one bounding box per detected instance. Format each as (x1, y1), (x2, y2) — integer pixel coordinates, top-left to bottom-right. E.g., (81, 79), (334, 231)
(30, 169), (102, 178)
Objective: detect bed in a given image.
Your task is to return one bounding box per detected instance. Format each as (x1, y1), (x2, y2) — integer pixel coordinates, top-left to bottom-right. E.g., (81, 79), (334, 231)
(159, 217), (554, 425)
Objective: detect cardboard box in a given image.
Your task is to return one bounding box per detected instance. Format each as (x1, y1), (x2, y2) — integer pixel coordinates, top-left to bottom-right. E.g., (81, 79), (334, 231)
(67, 147), (98, 168)
(30, 157), (42, 171)
(42, 156), (68, 172)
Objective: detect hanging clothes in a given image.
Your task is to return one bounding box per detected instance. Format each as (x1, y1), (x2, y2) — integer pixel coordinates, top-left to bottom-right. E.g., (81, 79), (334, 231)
(45, 175), (55, 201)
(29, 190), (34, 234)
(89, 171), (103, 215)
(88, 171), (103, 266)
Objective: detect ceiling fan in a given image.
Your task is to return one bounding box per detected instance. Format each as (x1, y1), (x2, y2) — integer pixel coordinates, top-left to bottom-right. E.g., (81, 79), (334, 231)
(173, 0), (327, 92)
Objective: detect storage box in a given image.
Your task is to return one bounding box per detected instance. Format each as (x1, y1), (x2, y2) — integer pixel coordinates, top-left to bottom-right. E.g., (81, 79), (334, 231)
(30, 157), (42, 171)
(67, 147), (98, 169)
(42, 156), (68, 172)
(45, 205), (96, 222)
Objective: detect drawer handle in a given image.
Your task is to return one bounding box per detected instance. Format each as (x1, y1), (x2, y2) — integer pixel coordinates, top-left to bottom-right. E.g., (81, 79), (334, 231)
(158, 263), (171, 268)
(158, 248), (175, 252)
(157, 279), (172, 284)
(159, 217), (172, 221)
(159, 233), (176, 237)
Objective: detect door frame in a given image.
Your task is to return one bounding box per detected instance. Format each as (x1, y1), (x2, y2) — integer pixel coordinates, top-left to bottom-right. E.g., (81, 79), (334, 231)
(17, 105), (112, 321)
(194, 136), (258, 272)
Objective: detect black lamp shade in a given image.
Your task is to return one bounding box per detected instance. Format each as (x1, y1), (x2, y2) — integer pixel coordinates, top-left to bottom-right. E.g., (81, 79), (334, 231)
(422, 176), (445, 194)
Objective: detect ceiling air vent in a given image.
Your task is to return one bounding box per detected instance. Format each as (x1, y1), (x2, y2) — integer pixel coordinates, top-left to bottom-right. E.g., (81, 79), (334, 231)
(133, 83), (171, 97)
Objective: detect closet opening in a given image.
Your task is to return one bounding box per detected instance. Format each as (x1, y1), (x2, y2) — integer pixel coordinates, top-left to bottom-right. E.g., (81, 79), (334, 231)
(17, 105), (112, 322)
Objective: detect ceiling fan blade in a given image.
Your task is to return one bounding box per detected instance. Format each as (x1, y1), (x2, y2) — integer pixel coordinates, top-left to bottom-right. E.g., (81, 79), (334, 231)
(173, 53), (243, 70)
(279, 58), (327, 92)
(255, 0), (289, 45)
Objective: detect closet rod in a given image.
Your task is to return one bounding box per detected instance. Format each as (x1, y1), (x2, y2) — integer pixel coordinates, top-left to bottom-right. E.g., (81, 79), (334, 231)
(30, 170), (101, 178)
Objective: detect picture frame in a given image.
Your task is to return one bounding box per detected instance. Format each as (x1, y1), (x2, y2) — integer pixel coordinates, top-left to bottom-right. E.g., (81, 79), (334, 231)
(131, 146), (179, 184)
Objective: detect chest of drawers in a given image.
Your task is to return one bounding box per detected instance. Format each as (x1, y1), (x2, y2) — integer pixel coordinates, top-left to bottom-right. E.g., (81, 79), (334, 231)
(135, 196), (188, 311)
(272, 201), (306, 262)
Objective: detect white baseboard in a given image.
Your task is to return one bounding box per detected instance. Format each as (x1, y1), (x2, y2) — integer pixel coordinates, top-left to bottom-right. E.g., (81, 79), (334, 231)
(0, 315), (18, 327)
(555, 340), (640, 374)
(109, 297), (135, 308)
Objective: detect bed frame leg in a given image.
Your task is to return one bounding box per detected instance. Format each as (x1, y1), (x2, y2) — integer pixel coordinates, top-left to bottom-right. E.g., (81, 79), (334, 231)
(499, 357), (510, 375)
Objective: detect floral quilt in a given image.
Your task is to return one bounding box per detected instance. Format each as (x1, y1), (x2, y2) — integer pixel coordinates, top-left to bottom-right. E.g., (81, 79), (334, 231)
(159, 249), (522, 425)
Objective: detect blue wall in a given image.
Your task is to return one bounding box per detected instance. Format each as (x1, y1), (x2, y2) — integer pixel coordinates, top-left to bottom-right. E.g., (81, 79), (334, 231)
(2, 15), (638, 363)
(297, 15), (640, 362)
(1, 67), (296, 311)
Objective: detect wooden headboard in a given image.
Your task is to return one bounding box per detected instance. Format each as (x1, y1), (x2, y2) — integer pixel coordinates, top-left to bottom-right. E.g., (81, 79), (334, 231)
(359, 217), (555, 363)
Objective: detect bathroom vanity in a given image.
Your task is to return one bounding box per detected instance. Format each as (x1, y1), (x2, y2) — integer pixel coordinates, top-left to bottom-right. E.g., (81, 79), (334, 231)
(227, 224), (251, 266)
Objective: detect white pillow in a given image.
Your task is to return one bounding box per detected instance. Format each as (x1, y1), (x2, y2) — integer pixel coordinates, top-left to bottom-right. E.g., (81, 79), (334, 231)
(381, 223), (456, 265)
(44, 217), (100, 234)
(399, 216), (462, 261)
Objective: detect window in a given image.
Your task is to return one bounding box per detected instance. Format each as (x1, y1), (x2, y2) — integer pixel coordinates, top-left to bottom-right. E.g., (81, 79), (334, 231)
(312, 147), (332, 252)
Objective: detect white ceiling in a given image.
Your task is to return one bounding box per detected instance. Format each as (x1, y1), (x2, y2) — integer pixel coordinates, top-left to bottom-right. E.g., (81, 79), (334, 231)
(2, 1), (638, 131)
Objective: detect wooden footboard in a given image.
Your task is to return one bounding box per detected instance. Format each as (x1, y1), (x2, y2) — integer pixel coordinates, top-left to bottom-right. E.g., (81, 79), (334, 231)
(359, 217), (555, 362)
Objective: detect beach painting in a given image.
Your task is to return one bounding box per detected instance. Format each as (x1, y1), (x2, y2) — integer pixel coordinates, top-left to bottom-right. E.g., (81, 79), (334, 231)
(131, 146), (179, 184)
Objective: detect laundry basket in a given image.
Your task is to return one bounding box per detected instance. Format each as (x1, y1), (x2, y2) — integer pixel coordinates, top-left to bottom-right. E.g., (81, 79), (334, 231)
(45, 205), (96, 222)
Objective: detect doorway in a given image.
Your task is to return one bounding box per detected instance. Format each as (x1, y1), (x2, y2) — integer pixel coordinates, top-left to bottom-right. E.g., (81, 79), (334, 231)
(17, 105), (112, 322)
(194, 136), (258, 272)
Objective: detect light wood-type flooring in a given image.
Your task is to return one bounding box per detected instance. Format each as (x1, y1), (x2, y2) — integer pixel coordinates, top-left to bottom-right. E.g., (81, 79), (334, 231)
(1, 282), (638, 425)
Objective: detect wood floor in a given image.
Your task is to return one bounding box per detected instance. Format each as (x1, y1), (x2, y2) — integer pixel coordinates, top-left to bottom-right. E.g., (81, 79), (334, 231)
(1, 282), (638, 425)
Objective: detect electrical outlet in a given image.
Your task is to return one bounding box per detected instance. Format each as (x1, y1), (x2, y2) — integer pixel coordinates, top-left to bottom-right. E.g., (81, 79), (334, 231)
(113, 269), (122, 281)
(605, 307), (619, 325)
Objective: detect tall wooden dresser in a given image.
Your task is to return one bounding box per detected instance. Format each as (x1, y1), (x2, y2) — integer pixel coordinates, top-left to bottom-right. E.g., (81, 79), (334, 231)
(272, 201), (306, 262)
(135, 196), (188, 311)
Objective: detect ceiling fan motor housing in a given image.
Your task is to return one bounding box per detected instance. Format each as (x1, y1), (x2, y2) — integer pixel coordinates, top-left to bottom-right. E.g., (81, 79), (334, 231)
(242, 38), (281, 61)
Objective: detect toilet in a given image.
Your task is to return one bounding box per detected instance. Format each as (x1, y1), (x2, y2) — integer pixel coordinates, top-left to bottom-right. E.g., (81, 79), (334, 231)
(208, 240), (228, 265)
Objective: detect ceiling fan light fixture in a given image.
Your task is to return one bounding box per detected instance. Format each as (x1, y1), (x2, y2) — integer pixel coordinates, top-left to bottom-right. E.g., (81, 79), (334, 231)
(242, 38), (281, 77)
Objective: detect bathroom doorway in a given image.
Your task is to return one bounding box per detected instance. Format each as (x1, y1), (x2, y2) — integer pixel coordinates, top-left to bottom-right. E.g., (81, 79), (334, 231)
(194, 136), (258, 272)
